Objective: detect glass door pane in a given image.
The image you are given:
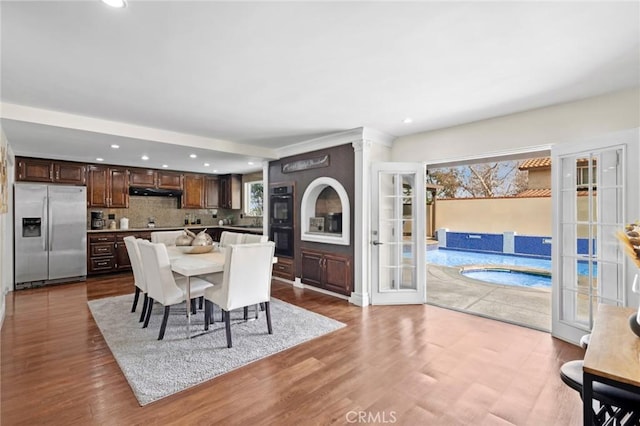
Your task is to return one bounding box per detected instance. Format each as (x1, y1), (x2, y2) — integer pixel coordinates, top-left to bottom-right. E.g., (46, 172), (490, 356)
(557, 148), (625, 332)
(371, 163), (426, 305)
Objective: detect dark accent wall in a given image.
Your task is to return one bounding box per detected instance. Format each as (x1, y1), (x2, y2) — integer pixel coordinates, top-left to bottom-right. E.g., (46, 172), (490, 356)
(269, 143), (355, 275)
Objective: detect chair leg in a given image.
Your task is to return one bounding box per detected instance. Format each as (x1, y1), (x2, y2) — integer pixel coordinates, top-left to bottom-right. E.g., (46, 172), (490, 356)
(260, 302), (265, 311)
(204, 300), (211, 331)
(131, 287), (140, 313)
(158, 305), (171, 340)
(190, 299), (197, 315)
(139, 294), (148, 323)
(143, 298), (154, 328)
(255, 304), (259, 319)
(265, 301), (272, 334)
(199, 296), (203, 310)
(224, 310), (232, 348)
(243, 306), (248, 320)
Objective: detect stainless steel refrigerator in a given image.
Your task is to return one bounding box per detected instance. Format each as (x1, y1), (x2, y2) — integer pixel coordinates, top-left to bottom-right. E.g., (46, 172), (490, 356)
(14, 183), (87, 289)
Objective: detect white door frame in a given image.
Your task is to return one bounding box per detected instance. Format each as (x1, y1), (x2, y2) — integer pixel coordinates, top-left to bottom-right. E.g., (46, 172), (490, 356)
(551, 128), (639, 344)
(370, 162), (426, 305)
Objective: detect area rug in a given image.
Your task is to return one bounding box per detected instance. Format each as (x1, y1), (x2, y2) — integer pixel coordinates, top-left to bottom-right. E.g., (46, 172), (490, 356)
(88, 295), (345, 406)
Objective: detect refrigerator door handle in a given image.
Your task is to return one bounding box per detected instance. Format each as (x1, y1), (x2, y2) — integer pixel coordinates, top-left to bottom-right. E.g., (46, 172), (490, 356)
(48, 196), (53, 251)
(42, 196), (48, 251)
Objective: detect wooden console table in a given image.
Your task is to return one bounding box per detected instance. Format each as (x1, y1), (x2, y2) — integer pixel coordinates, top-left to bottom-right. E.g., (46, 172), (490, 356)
(582, 304), (640, 425)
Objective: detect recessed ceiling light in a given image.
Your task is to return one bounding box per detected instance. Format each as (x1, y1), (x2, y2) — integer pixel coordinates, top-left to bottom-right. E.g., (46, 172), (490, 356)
(96, 158), (104, 162)
(141, 155), (149, 161)
(110, 144), (120, 149)
(248, 161), (254, 165)
(101, 0), (127, 8)
(403, 118), (413, 124)
(213, 169), (218, 173)
(189, 154), (197, 159)
(162, 164), (169, 168)
(203, 163), (210, 167)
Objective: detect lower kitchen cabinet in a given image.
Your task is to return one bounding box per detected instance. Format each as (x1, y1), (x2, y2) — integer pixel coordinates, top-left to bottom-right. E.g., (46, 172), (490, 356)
(88, 232), (151, 275)
(272, 256), (294, 281)
(300, 249), (352, 296)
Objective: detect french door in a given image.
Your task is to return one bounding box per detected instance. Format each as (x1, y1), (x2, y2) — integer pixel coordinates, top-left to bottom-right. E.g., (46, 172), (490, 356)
(371, 162), (426, 305)
(552, 129), (639, 344)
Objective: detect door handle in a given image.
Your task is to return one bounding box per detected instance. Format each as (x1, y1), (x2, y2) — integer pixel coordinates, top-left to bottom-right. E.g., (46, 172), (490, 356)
(372, 240), (384, 245)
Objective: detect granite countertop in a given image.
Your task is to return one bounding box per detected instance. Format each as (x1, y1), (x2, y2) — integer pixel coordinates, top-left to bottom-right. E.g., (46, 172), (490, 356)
(87, 225), (264, 234)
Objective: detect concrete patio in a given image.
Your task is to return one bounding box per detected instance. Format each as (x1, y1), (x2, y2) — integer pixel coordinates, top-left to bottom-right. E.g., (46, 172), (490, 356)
(426, 263), (551, 331)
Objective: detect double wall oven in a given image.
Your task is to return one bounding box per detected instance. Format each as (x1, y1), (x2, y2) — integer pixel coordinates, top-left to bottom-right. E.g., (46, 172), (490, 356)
(269, 185), (294, 257)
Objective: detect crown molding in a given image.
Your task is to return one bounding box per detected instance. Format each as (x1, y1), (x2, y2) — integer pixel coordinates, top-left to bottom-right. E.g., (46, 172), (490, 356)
(275, 127), (395, 158)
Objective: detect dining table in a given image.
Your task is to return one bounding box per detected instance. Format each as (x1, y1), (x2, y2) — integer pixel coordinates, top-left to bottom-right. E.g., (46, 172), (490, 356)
(167, 245), (277, 339)
(167, 246), (226, 338)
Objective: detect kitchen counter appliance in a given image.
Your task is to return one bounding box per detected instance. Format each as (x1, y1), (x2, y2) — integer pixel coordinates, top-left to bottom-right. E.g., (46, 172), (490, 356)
(91, 211), (104, 229)
(14, 184), (87, 289)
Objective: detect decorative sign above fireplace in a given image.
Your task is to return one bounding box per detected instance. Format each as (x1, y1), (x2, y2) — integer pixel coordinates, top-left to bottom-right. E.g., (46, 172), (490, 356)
(282, 155), (329, 173)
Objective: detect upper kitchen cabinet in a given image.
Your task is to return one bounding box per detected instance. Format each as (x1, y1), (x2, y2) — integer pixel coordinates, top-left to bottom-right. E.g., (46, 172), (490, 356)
(128, 168), (156, 187)
(182, 173), (205, 209)
(16, 157), (86, 185)
(129, 168), (183, 190)
(204, 176), (219, 208)
(87, 165), (129, 208)
(157, 171), (182, 190)
(218, 174), (242, 209)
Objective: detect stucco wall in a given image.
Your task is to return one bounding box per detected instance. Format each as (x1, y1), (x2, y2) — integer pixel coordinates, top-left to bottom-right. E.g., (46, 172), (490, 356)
(391, 88), (640, 164)
(435, 197), (552, 235)
(528, 168), (551, 189)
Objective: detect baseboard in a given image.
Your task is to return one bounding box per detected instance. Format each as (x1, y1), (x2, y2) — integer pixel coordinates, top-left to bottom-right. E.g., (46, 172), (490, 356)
(349, 291), (370, 307)
(0, 296), (5, 331)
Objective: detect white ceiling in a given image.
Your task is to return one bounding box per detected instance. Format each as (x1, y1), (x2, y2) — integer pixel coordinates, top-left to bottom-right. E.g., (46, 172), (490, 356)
(1, 1), (638, 174)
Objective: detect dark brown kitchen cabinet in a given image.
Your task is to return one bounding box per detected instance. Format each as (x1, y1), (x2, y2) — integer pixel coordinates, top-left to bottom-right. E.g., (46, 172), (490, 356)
(114, 232), (151, 271)
(89, 231), (152, 275)
(300, 249), (352, 296)
(157, 171), (182, 190)
(204, 176), (219, 208)
(182, 174), (205, 209)
(16, 157), (86, 185)
(129, 169), (183, 190)
(218, 174), (242, 209)
(128, 168), (156, 187)
(272, 256), (294, 281)
(88, 234), (116, 274)
(53, 162), (86, 184)
(87, 165), (129, 208)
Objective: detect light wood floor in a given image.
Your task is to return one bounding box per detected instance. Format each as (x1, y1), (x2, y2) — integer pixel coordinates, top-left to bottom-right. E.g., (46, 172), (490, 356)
(1, 273), (585, 425)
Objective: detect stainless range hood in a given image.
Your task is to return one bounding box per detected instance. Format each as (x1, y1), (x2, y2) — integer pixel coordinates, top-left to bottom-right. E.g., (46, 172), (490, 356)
(129, 186), (183, 198)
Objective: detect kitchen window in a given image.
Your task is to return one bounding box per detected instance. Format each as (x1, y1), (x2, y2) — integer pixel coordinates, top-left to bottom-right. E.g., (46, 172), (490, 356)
(244, 180), (263, 217)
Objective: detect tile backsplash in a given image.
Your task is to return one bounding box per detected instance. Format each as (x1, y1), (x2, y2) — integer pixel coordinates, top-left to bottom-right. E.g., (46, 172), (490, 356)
(87, 196), (241, 230)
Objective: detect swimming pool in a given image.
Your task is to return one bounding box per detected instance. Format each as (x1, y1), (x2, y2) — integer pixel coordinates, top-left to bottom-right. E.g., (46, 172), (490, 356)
(426, 248), (594, 289)
(427, 249), (551, 269)
(461, 270), (552, 288)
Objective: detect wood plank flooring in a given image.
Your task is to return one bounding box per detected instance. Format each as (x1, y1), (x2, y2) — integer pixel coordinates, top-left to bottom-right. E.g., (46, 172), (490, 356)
(1, 273), (585, 425)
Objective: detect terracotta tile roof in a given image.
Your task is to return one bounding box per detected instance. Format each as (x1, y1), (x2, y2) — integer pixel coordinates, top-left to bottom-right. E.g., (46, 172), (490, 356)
(519, 157), (551, 170)
(515, 189), (551, 197)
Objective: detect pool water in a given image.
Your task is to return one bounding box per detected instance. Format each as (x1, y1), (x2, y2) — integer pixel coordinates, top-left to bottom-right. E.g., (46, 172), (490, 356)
(462, 270), (551, 288)
(426, 248), (592, 289)
(427, 249), (551, 269)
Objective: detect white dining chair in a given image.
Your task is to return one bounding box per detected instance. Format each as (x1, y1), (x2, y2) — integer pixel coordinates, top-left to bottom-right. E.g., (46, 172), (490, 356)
(138, 240), (214, 340)
(204, 241), (275, 348)
(150, 230), (184, 246)
(123, 236), (149, 322)
(241, 233), (268, 244)
(219, 231), (244, 247)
